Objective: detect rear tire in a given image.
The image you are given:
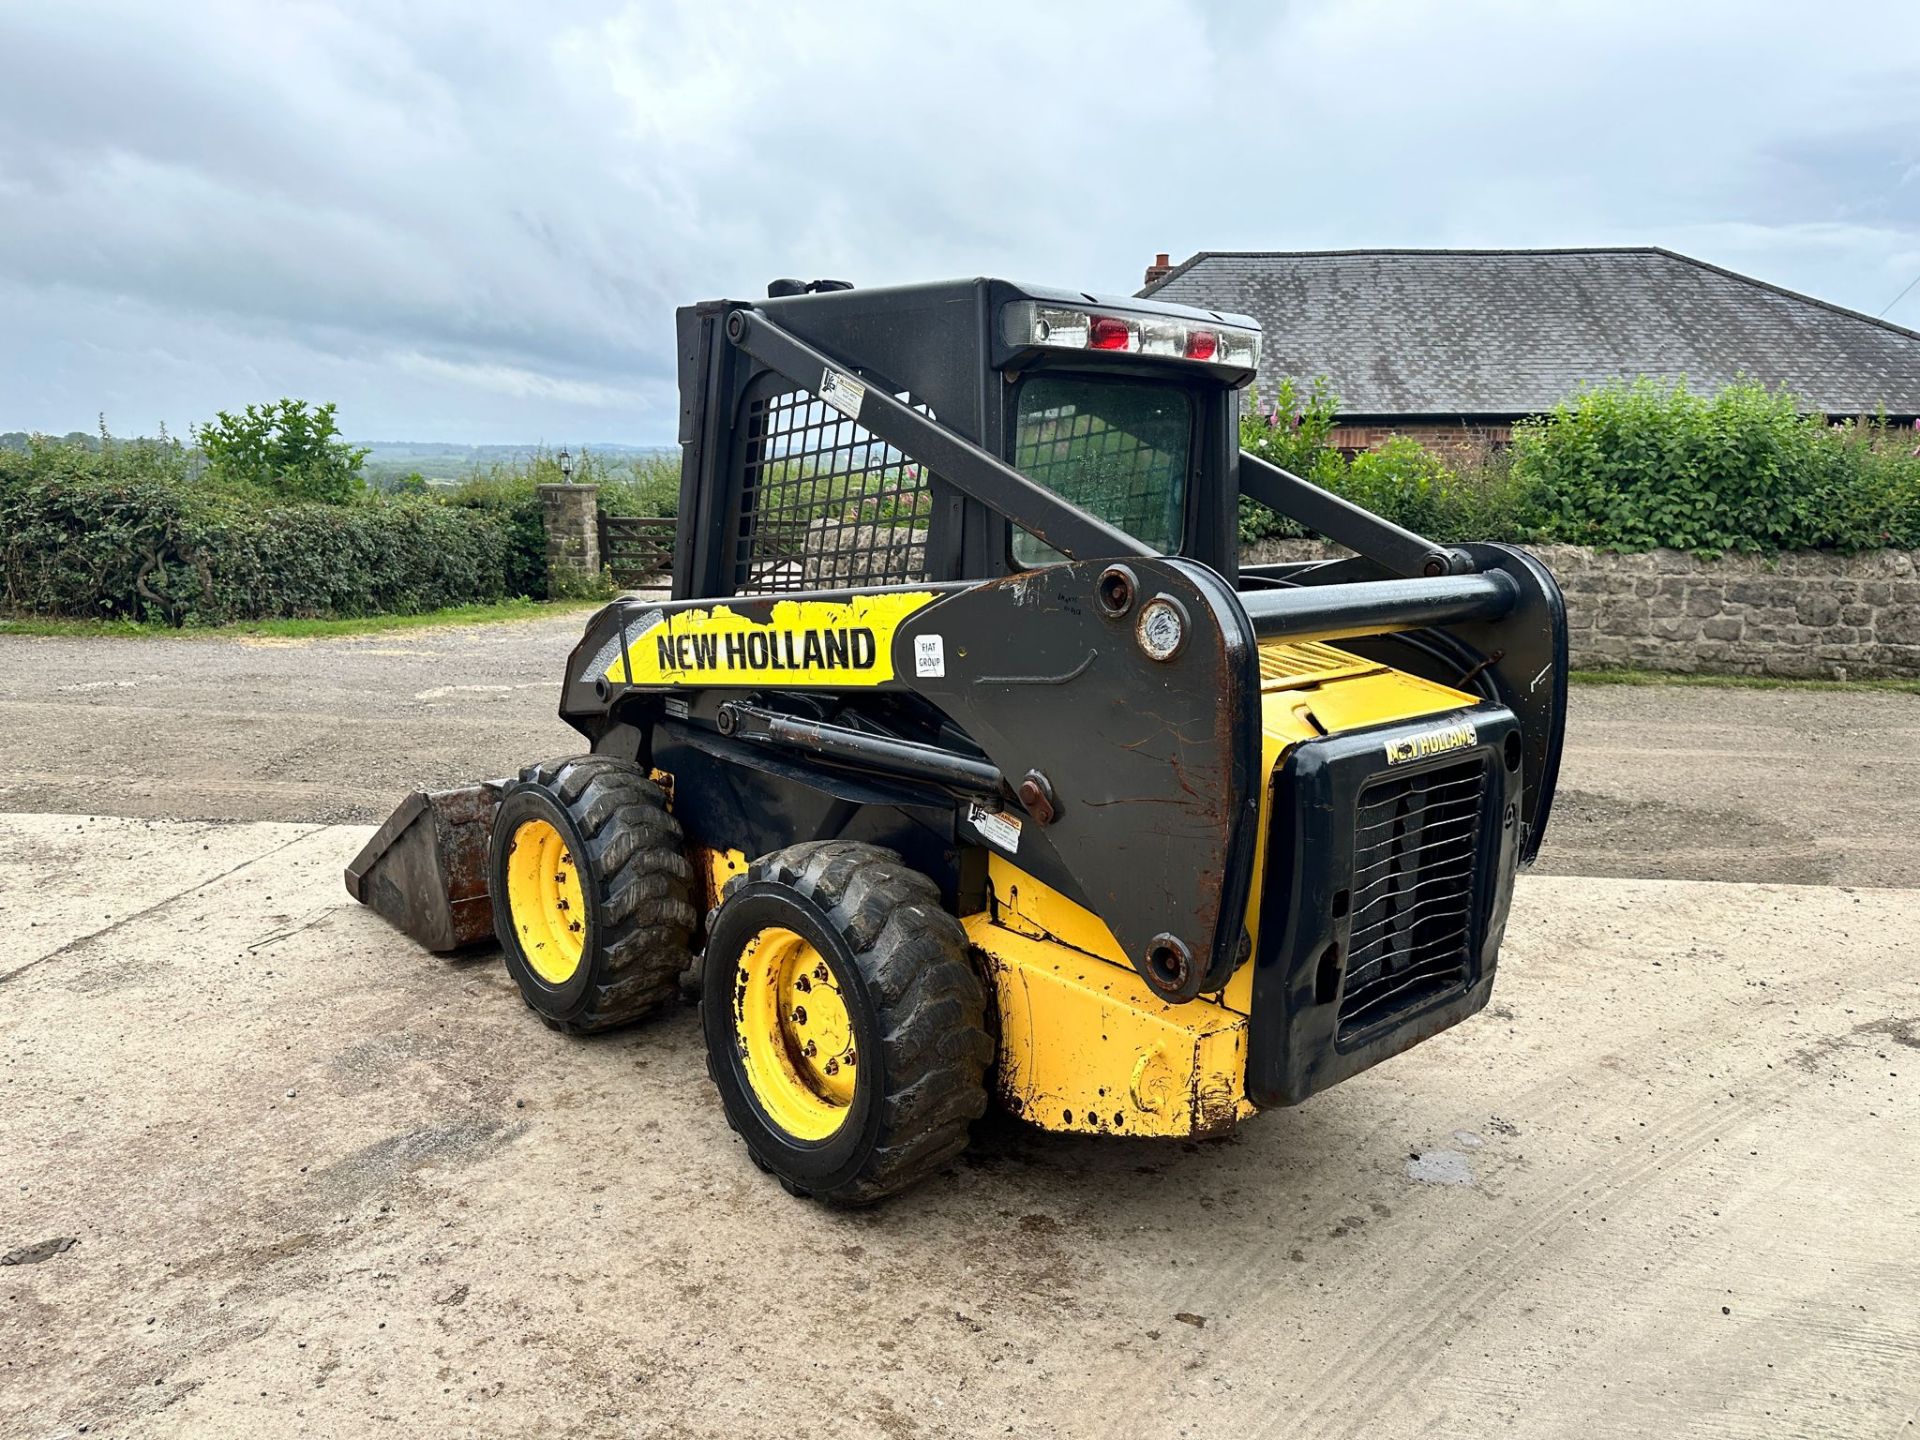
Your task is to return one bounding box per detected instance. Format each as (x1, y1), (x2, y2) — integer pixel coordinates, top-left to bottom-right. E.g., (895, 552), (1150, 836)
(701, 841), (993, 1205)
(491, 755), (696, 1034)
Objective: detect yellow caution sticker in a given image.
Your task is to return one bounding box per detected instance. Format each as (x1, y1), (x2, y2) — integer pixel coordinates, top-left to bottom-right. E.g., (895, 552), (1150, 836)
(1383, 718), (1478, 765)
(605, 591), (936, 688)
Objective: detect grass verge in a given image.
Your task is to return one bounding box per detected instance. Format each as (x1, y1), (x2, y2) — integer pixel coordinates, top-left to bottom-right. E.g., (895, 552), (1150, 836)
(1572, 667), (1920, 694)
(0, 599), (599, 640)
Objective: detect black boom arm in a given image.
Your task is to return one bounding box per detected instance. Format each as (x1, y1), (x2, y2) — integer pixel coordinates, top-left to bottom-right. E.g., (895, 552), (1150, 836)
(1237, 450), (1469, 579)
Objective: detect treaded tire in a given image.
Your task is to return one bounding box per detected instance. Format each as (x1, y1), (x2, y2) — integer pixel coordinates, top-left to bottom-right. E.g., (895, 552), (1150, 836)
(491, 754), (696, 1034)
(701, 841), (993, 1205)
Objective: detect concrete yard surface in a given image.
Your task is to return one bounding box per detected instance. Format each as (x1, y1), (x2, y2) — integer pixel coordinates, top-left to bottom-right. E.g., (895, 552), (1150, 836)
(2, 813), (1915, 1439)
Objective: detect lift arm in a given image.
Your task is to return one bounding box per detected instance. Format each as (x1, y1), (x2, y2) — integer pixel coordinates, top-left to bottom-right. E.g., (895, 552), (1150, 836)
(1237, 450), (1469, 580)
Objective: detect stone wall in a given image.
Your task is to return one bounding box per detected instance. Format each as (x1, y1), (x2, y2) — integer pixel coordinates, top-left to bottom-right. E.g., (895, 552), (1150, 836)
(1240, 539), (1920, 679)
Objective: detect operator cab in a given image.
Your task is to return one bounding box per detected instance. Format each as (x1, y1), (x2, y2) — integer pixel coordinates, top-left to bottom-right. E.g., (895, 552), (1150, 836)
(670, 279), (1259, 599)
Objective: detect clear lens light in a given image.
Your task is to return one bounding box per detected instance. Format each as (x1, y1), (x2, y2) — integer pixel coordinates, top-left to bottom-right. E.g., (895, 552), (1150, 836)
(1005, 303), (1089, 349)
(1136, 598), (1186, 662)
(1218, 328), (1260, 368)
(1139, 318), (1187, 357)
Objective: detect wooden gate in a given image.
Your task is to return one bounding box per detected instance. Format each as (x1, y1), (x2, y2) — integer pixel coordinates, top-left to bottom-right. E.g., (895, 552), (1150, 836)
(598, 515), (676, 589)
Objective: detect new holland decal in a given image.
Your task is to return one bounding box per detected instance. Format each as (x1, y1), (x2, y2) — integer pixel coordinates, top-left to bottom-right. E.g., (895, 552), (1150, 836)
(1383, 718), (1477, 765)
(604, 592), (937, 688)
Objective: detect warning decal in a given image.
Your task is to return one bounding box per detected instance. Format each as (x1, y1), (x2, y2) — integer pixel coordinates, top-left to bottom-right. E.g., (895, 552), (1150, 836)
(819, 367), (867, 420)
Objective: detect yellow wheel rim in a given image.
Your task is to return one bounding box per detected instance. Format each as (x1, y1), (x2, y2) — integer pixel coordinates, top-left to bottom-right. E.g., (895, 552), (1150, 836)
(504, 818), (586, 985)
(733, 927), (857, 1141)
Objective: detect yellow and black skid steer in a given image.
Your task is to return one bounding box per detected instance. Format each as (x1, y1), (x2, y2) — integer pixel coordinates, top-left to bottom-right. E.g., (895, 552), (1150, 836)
(346, 276), (1568, 1204)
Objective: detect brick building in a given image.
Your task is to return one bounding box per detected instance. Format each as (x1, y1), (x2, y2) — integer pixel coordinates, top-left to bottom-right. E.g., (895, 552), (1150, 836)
(1138, 248), (1920, 457)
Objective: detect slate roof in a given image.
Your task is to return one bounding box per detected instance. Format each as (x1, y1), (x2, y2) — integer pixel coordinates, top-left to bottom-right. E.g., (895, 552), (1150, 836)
(1139, 248), (1920, 419)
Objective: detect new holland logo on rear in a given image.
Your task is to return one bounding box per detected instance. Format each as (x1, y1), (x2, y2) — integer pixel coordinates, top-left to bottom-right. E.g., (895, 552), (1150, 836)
(605, 592), (935, 689)
(1383, 719), (1477, 765)
(657, 626), (878, 673)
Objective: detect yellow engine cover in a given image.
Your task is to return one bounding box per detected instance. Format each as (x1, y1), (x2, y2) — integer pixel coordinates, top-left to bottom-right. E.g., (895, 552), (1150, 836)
(963, 876), (1252, 1139)
(969, 640), (1479, 1136)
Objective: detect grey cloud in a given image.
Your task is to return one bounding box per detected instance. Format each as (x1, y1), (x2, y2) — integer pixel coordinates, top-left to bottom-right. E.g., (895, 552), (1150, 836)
(2, 0), (1918, 444)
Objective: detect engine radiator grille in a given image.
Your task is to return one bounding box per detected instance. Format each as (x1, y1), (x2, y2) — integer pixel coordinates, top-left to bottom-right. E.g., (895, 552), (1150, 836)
(1338, 760), (1488, 1042)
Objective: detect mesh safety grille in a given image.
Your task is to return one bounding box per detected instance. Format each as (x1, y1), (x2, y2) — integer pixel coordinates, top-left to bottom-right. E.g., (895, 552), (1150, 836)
(1337, 760), (1486, 1042)
(1014, 413), (1180, 549)
(1010, 379), (1191, 566)
(734, 389), (932, 594)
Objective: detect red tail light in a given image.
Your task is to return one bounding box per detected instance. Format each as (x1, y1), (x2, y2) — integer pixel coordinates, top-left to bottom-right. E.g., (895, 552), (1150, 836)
(1088, 315), (1134, 350)
(1184, 330), (1218, 361)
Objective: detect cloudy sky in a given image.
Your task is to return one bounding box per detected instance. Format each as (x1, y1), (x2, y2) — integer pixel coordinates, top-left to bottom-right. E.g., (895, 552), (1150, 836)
(4, 0), (1918, 445)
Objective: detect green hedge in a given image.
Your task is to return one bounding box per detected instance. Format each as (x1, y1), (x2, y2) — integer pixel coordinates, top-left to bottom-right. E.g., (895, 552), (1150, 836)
(1, 459), (515, 625)
(0, 438), (684, 624)
(1513, 379), (1920, 552)
(440, 471), (549, 602)
(1241, 377), (1920, 554)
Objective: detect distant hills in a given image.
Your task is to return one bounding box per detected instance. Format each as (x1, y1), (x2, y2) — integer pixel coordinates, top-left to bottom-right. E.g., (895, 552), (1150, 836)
(1, 431), (674, 483)
(357, 441), (675, 482)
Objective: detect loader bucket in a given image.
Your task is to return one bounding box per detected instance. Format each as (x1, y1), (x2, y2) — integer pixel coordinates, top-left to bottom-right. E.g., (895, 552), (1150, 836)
(344, 782), (507, 952)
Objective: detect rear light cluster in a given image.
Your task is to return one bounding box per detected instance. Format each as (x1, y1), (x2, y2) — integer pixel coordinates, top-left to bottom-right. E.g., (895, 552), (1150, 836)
(1003, 302), (1259, 369)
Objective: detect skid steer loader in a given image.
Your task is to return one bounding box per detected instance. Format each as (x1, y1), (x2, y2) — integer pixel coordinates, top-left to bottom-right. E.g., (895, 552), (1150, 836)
(347, 277), (1567, 1204)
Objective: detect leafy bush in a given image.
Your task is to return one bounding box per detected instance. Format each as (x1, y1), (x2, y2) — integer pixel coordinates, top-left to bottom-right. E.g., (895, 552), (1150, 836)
(0, 443), (204, 621)
(1238, 380), (1527, 543)
(191, 500), (515, 622)
(1237, 377), (1341, 543)
(1512, 379), (1920, 552)
(1, 439), (513, 624)
(596, 453), (682, 519)
(196, 400), (369, 505)
(1240, 375), (1341, 478)
(1834, 418), (1920, 549)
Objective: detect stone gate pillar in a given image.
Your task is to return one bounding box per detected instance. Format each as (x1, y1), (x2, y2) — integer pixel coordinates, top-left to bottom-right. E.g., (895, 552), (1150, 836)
(538, 483), (600, 592)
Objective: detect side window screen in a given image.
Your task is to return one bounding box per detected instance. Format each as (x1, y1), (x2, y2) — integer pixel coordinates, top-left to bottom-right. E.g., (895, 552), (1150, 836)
(734, 389), (933, 594)
(1012, 378), (1192, 566)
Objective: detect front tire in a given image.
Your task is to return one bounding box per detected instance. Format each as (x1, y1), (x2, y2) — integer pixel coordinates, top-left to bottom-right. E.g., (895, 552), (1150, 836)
(491, 755), (696, 1034)
(701, 841), (992, 1204)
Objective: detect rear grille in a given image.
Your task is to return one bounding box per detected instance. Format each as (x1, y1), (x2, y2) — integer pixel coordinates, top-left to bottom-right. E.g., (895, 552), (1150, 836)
(1337, 760), (1487, 1042)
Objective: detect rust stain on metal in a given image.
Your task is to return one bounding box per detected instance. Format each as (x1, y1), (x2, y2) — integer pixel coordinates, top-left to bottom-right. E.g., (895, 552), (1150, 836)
(345, 781), (504, 952)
